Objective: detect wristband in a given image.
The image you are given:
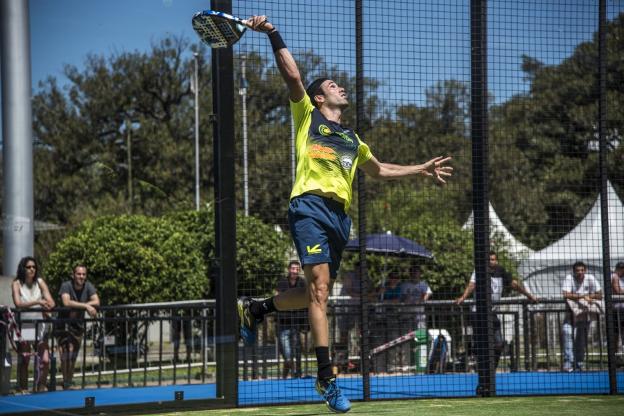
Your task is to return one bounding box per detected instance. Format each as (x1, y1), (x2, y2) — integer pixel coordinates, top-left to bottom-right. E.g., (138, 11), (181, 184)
(268, 30), (286, 52)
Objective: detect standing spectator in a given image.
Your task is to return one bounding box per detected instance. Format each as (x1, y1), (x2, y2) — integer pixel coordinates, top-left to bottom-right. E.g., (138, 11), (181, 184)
(561, 261), (603, 372)
(11, 257), (55, 393)
(56, 265), (100, 390)
(455, 251), (537, 370)
(400, 264), (433, 329)
(612, 262), (624, 352)
(377, 270), (402, 303)
(275, 260), (307, 378)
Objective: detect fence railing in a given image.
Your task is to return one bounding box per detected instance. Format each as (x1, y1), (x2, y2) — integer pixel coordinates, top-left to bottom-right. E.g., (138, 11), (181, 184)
(1, 300), (217, 394)
(2, 297), (623, 395)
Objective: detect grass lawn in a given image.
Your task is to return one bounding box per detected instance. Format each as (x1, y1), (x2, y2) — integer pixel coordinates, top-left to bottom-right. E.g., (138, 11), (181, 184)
(147, 395), (624, 416)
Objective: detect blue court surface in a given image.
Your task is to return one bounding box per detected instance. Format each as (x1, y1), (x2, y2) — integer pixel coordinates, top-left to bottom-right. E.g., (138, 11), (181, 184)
(1, 372), (623, 414)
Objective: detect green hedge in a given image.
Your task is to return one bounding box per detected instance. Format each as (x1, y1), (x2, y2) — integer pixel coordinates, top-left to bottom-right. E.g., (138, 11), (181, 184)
(45, 209), (290, 304)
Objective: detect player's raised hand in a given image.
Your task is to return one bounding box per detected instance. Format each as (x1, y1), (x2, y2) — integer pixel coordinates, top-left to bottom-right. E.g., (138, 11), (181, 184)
(246, 15), (275, 33)
(421, 156), (453, 184)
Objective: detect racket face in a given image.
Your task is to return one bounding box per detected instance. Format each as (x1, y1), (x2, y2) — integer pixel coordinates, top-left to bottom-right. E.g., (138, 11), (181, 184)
(192, 10), (247, 48)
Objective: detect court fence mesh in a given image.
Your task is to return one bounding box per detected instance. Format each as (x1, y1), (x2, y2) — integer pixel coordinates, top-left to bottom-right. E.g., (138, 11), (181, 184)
(227, 0), (624, 405)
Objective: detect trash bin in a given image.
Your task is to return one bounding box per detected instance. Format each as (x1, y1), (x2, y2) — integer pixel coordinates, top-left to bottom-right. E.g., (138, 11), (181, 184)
(410, 329), (428, 372)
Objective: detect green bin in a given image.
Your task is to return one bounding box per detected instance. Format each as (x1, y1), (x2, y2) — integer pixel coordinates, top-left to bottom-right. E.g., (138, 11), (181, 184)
(410, 329), (428, 372)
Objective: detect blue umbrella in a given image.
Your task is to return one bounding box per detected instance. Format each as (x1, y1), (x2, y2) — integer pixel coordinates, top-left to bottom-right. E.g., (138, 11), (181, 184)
(345, 233), (433, 259)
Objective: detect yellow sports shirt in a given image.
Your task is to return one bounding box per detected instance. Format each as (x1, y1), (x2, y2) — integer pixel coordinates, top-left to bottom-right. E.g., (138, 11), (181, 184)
(289, 95), (373, 211)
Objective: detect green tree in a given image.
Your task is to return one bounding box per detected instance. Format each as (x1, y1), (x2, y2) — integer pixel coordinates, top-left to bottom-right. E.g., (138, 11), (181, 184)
(488, 13), (624, 249)
(45, 214), (208, 305)
(32, 37), (213, 225)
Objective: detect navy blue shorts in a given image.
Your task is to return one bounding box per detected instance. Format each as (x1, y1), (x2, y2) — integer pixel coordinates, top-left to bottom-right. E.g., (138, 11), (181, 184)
(288, 193), (352, 279)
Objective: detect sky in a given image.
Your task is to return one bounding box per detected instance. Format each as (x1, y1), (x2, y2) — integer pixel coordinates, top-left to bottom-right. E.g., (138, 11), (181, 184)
(29, 0), (208, 87)
(26, 0), (618, 97)
(0, 0), (622, 144)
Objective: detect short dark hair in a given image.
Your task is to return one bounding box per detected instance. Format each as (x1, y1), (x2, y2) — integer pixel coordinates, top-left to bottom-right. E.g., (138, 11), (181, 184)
(488, 251), (497, 258)
(615, 262), (624, 270)
(573, 261), (587, 270)
(15, 256), (40, 284)
(73, 263), (87, 273)
(288, 260), (301, 268)
(306, 77), (329, 108)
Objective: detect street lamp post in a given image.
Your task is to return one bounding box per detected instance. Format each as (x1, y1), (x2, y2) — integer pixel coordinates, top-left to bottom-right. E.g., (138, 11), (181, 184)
(239, 55), (249, 216)
(193, 52), (201, 211)
(126, 118), (133, 213)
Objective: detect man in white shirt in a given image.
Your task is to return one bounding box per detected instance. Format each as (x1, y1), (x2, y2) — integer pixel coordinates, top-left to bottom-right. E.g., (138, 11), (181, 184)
(561, 261), (603, 372)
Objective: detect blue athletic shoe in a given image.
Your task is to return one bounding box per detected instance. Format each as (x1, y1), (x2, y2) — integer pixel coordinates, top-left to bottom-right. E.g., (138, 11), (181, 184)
(237, 297), (259, 345)
(315, 377), (351, 413)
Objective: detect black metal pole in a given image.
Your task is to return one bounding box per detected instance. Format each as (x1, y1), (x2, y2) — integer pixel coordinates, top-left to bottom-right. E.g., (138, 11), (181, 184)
(470, 0), (494, 397)
(355, 0), (371, 402)
(597, 0), (617, 395)
(211, 0), (238, 405)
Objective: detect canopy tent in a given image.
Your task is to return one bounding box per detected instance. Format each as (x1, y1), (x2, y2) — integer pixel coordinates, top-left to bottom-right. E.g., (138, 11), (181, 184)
(519, 181), (624, 299)
(463, 203), (534, 259)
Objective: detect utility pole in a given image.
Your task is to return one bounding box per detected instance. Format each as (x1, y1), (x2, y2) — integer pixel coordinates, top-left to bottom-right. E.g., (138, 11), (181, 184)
(239, 55), (249, 216)
(1, 0), (34, 277)
(126, 119), (133, 213)
(193, 53), (201, 211)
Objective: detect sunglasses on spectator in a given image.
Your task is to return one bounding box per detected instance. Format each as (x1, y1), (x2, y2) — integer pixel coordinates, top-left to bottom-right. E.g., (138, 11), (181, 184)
(25, 265), (37, 270)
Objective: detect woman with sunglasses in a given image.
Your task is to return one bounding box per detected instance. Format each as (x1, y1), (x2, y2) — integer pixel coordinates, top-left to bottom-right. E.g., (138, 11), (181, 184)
(11, 256), (55, 393)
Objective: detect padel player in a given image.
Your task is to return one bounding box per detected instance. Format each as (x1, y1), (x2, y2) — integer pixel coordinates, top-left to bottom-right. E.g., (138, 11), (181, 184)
(238, 15), (453, 413)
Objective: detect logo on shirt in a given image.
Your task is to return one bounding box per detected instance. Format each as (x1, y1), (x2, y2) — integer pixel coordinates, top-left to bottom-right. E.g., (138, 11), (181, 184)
(306, 244), (322, 255)
(319, 124), (332, 136)
(308, 144), (336, 160)
(336, 131), (354, 144)
(340, 155), (354, 169)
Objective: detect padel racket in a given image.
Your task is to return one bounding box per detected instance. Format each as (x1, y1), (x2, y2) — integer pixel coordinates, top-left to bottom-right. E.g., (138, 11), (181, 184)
(192, 10), (248, 48)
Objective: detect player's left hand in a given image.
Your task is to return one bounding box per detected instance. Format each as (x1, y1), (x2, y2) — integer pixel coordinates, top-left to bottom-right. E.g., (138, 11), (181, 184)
(422, 156), (453, 184)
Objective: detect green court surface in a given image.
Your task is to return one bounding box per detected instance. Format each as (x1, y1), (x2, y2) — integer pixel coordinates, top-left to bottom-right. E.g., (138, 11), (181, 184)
(151, 395), (624, 416)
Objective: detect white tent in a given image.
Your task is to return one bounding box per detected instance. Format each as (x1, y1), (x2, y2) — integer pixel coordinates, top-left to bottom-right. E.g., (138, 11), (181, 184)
(519, 182), (624, 299)
(463, 203), (534, 260)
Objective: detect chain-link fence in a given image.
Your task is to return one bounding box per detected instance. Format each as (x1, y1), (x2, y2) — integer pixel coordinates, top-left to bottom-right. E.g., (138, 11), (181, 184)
(220, 0), (624, 406)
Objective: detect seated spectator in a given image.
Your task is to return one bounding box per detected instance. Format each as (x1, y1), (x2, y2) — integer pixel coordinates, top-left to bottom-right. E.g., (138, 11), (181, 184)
(562, 261), (602, 372)
(11, 256), (55, 393)
(56, 264), (99, 390)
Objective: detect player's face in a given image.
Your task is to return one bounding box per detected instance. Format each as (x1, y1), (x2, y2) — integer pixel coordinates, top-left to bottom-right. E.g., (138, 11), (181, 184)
(319, 80), (349, 109)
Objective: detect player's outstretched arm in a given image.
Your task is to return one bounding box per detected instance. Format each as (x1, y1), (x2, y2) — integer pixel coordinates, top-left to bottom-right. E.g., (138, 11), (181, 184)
(360, 155), (453, 184)
(246, 15), (305, 102)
